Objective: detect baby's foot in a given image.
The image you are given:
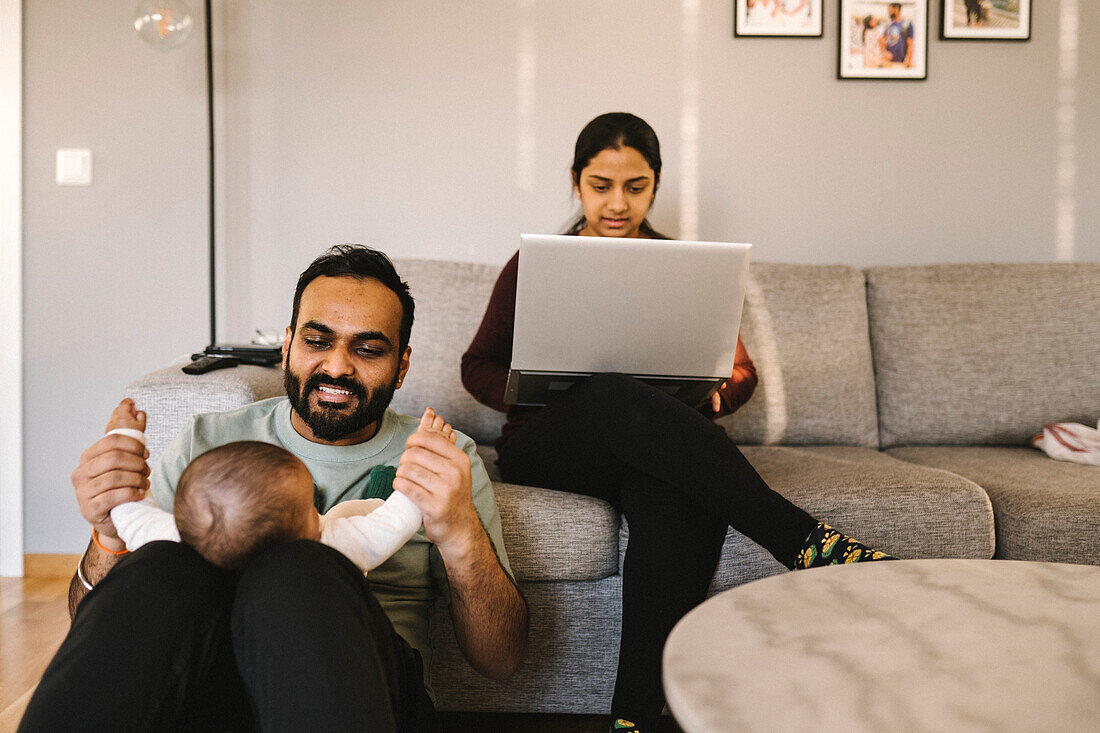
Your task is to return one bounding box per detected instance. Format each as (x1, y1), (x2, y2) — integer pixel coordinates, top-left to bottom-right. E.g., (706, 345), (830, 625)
(104, 398), (147, 448)
(105, 398), (146, 434)
(420, 407), (458, 445)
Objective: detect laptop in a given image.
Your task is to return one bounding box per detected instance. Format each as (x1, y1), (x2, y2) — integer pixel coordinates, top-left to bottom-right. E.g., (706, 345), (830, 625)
(504, 234), (751, 407)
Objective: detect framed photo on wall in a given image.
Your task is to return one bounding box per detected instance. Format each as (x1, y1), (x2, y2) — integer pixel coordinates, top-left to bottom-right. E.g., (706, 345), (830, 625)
(941, 0), (1031, 40)
(734, 0), (824, 37)
(838, 0), (928, 79)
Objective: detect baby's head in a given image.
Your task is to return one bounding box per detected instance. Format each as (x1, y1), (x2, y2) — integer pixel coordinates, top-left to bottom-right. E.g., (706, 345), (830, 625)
(174, 441), (320, 570)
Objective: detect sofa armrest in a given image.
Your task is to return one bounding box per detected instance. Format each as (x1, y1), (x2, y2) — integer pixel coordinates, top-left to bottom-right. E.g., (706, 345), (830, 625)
(124, 363), (285, 463)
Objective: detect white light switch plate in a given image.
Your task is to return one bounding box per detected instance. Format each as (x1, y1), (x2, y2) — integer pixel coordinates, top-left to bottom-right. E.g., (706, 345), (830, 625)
(56, 149), (92, 185)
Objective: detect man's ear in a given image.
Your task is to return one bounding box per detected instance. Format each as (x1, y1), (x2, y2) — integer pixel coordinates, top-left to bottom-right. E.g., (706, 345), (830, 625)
(282, 327), (292, 369)
(396, 346), (411, 388)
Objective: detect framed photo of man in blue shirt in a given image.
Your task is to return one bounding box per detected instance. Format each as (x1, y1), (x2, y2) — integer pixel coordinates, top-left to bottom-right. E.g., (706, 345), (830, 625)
(838, 0), (929, 79)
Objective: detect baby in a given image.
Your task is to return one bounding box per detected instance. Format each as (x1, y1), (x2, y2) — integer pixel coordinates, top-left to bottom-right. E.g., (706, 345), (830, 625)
(106, 408), (456, 573)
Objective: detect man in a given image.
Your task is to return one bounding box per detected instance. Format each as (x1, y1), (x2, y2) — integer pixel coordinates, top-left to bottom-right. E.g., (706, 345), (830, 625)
(881, 2), (914, 68)
(20, 245), (527, 731)
(964, 0), (985, 26)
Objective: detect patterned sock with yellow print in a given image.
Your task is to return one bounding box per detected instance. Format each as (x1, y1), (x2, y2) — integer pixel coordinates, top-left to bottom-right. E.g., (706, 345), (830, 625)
(796, 522), (895, 568)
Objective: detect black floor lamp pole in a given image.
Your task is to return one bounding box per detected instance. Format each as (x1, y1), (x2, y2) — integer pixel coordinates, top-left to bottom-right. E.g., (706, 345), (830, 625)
(205, 0), (216, 345)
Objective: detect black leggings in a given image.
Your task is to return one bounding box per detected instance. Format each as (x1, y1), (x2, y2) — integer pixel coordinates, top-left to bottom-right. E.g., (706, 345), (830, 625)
(498, 373), (817, 722)
(19, 540), (435, 733)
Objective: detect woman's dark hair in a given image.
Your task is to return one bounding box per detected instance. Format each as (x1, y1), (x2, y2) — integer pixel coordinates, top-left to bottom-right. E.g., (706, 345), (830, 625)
(564, 112), (669, 239)
(290, 244), (415, 352)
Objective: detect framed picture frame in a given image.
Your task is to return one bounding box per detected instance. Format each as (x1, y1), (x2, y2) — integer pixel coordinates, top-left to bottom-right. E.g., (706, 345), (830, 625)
(838, 0), (928, 80)
(734, 0), (824, 37)
(940, 0), (1030, 40)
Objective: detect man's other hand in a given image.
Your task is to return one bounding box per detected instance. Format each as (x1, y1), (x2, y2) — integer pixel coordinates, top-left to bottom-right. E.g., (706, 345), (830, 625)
(71, 398), (151, 550)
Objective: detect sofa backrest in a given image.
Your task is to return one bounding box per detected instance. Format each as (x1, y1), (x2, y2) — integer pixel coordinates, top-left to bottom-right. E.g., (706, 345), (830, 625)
(866, 263), (1100, 449)
(392, 258), (882, 448)
(389, 258), (507, 445)
(126, 364), (286, 465)
(717, 263), (880, 447)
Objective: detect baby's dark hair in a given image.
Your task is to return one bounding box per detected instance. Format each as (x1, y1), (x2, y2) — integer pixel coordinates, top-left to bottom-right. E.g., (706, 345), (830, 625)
(175, 441), (310, 571)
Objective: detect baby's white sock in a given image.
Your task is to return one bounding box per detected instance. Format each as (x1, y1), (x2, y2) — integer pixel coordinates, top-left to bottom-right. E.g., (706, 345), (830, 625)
(105, 428), (180, 548)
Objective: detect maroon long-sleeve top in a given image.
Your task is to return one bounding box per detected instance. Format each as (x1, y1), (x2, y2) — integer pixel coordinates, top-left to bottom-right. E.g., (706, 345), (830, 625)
(461, 252), (759, 453)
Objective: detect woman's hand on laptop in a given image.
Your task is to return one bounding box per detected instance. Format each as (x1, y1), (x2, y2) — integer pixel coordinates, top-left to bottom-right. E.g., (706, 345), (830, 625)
(711, 381), (728, 413)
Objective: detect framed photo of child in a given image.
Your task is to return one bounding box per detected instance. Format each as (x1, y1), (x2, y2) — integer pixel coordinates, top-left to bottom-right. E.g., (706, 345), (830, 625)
(734, 0), (824, 37)
(941, 0), (1031, 40)
(838, 0), (929, 79)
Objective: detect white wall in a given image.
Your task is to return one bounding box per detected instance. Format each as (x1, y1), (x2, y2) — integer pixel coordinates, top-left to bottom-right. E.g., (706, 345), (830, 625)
(216, 0), (1100, 341)
(23, 1), (208, 553)
(22, 0), (1100, 553)
(1, 0), (23, 575)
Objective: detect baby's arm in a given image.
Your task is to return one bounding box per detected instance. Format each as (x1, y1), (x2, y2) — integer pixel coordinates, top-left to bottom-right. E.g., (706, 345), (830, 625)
(320, 410), (458, 573)
(103, 427), (181, 548)
(111, 493), (181, 548)
(320, 492), (423, 573)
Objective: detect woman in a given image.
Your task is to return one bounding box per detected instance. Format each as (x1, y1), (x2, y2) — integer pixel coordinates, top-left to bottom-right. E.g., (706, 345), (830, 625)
(862, 15), (883, 69)
(461, 113), (890, 732)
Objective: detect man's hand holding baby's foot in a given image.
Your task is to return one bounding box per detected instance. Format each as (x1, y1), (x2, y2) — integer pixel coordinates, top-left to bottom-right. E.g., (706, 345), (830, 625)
(394, 407), (480, 559)
(72, 399), (152, 548)
(105, 399), (148, 443)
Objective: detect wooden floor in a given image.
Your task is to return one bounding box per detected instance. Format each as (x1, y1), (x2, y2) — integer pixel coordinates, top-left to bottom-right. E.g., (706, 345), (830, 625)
(0, 577), (71, 732)
(0, 575), (680, 732)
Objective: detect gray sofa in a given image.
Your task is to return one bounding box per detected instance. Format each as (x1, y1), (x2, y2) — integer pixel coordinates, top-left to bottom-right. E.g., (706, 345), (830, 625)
(126, 259), (1100, 714)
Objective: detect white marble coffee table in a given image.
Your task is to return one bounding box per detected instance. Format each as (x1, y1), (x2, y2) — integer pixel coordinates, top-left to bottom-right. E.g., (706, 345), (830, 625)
(663, 559), (1100, 732)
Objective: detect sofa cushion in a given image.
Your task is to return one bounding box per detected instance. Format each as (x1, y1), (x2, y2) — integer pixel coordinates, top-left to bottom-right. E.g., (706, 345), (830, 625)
(478, 447), (620, 583)
(493, 482), (620, 583)
(888, 446), (1100, 564)
(717, 263), (879, 448)
(866, 263), (1100, 449)
(126, 363), (285, 463)
(708, 446), (995, 589)
(389, 258), (506, 446)
(609, 446), (995, 590)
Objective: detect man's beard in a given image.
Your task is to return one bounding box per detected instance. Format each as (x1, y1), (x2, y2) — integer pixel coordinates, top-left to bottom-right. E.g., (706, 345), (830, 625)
(283, 368), (399, 442)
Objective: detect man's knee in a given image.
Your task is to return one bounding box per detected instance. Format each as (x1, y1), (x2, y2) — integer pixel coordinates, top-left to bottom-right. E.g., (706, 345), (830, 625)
(88, 540), (234, 620)
(233, 539), (382, 622)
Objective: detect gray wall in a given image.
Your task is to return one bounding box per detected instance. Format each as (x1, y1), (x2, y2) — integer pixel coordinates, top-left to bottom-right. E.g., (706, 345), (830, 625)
(24, 0), (1100, 552)
(23, 2), (208, 552)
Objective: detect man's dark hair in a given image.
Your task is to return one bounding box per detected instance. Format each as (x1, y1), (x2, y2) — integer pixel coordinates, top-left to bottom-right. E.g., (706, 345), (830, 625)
(290, 244), (415, 352)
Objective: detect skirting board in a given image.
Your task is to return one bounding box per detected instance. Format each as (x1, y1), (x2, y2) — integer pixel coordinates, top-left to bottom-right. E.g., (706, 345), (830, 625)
(23, 554), (80, 578)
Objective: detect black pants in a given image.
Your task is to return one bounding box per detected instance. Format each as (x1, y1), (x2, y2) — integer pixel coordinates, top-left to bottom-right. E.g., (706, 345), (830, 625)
(20, 540), (435, 733)
(498, 373), (817, 724)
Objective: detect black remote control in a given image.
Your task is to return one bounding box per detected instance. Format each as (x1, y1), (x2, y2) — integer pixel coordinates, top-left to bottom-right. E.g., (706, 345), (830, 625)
(182, 356), (241, 374)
